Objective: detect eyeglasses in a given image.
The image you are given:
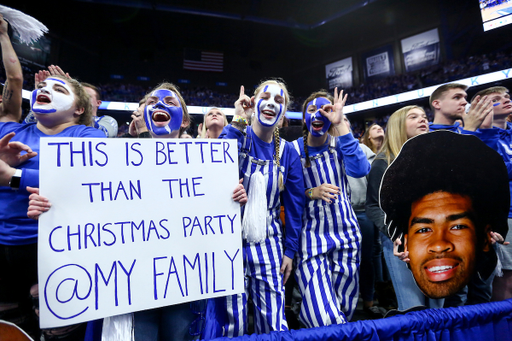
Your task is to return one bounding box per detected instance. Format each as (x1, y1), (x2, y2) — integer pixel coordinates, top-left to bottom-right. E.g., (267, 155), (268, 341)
(189, 300), (207, 337)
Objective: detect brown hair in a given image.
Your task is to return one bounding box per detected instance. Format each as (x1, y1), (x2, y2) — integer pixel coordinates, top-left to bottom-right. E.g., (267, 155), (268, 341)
(429, 83), (468, 111)
(471, 86), (509, 102)
(49, 75), (93, 126)
(81, 82), (101, 101)
(142, 82), (190, 136)
(361, 123), (383, 153)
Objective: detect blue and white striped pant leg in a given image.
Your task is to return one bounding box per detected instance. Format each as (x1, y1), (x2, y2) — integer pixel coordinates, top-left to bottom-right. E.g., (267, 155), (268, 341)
(329, 204), (362, 321)
(223, 279), (249, 337)
(296, 254), (347, 328)
(246, 232), (288, 334)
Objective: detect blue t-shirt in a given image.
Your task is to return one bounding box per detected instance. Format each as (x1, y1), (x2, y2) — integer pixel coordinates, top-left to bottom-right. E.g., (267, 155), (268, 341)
(429, 121), (463, 133)
(463, 123), (512, 218)
(0, 122), (104, 245)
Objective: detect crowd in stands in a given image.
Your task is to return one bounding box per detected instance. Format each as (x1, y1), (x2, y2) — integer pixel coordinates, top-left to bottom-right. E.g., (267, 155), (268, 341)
(2, 13), (512, 338)
(3, 49), (511, 116)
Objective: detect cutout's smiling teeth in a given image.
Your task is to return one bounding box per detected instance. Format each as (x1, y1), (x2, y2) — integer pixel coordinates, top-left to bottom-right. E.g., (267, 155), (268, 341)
(262, 110), (275, 116)
(312, 121), (324, 128)
(427, 265), (453, 273)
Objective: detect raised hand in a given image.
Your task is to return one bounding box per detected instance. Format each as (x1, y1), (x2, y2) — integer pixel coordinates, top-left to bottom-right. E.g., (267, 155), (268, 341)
(34, 70), (50, 89)
(319, 87), (350, 136)
(48, 65), (70, 79)
(393, 238), (410, 263)
(0, 14), (8, 37)
(464, 95), (493, 131)
(130, 105), (147, 135)
(0, 132), (37, 166)
(234, 85), (254, 120)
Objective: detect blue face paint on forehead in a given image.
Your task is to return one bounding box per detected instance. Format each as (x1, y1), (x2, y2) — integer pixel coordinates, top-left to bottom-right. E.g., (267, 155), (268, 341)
(47, 77), (66, 84)
(256, 83), (285, 127)
(305, 97), (332, 137)
(30, 77), (75, 115)
(144, 89), (184, 136)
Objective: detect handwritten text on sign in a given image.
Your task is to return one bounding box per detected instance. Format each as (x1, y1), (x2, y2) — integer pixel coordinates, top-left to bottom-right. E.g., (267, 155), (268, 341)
(38, 138), (243, 328)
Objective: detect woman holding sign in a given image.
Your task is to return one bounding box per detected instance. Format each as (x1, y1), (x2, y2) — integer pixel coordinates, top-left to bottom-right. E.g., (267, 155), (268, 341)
(292, 90), (370, 327)
(28, 82), (247, 341)
(205, 80), (304, 337)
(0, 75), (104, 340)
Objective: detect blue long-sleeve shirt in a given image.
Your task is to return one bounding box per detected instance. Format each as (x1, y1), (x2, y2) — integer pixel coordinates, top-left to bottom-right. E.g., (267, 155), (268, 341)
(220, 124), (305, 258)
(0, 122), (104, 245)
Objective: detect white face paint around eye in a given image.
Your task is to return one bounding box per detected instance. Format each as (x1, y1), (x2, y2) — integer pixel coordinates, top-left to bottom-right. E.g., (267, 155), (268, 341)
(255, 83), (285, 127)
(30, 77), (75, 114)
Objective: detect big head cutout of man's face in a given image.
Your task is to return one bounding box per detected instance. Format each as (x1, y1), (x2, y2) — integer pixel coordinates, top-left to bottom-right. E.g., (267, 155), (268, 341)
(380, 131), (509, 299)
(405, 191), (485, 298)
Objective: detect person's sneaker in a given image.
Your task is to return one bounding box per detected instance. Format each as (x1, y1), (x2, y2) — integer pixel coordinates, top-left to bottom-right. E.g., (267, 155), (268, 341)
(363, 306), (385, 319)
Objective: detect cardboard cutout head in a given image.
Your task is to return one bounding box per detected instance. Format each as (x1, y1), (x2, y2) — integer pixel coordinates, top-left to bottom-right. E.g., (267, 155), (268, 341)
(380, 131), (509, 299)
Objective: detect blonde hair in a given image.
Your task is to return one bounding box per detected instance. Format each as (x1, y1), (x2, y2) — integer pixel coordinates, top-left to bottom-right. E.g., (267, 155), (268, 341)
(379, 105), (425, 164)
(253, 79), (291, 191)
(142, 82), (190, 136)
(201, 107), (228, 138)
(472, 86), (509, 102)
(253, 79), (292, 112)
(50, 75), (93, 126)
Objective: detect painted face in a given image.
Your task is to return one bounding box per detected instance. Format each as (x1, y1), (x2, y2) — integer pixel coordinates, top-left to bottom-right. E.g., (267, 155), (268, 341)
(405, 191), (481, 299)
(144, 89), (183, 136)
(305, 97), (332, 137)
(255, 84), (286, 127)
(30, 77), (75, 114)
(490, 92), (512, 118)
(405, 108), (429, 139)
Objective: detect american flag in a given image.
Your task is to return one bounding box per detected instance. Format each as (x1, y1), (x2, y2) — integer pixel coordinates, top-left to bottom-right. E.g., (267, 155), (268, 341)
(183, 49), (224, 72)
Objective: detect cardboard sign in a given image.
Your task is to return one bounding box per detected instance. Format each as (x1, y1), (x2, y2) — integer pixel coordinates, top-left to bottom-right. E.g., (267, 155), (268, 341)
(37, 138), (243, 328)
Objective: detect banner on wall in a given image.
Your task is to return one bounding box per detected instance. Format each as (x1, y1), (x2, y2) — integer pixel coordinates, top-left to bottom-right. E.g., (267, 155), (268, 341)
(37, 138), (243, 328)
(325, 57), (353, 90)
(401, 28), (440, 72)
(362, 45), (395, 80)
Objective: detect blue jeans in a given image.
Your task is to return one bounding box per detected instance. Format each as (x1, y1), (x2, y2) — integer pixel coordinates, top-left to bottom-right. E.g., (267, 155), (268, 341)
(381, 233), (444, 310)
(133, 301), (206, 341)
(356, 211), (378, 302)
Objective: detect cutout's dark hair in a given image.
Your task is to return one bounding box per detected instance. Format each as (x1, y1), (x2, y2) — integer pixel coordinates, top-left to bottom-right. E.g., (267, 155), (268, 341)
(381, 131), (509, 243)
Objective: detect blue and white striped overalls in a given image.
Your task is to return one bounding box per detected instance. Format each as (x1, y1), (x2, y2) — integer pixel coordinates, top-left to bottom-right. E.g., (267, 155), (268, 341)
(293, 136), (361, 327)
(223, 131), (288, 337)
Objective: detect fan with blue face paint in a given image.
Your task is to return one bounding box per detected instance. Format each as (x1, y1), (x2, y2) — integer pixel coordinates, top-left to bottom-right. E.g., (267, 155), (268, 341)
(30, 77), (75, 114)
(144, 89), (183, 136)
(305, 97), (332, 137)
(255, 84), (286, 128)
